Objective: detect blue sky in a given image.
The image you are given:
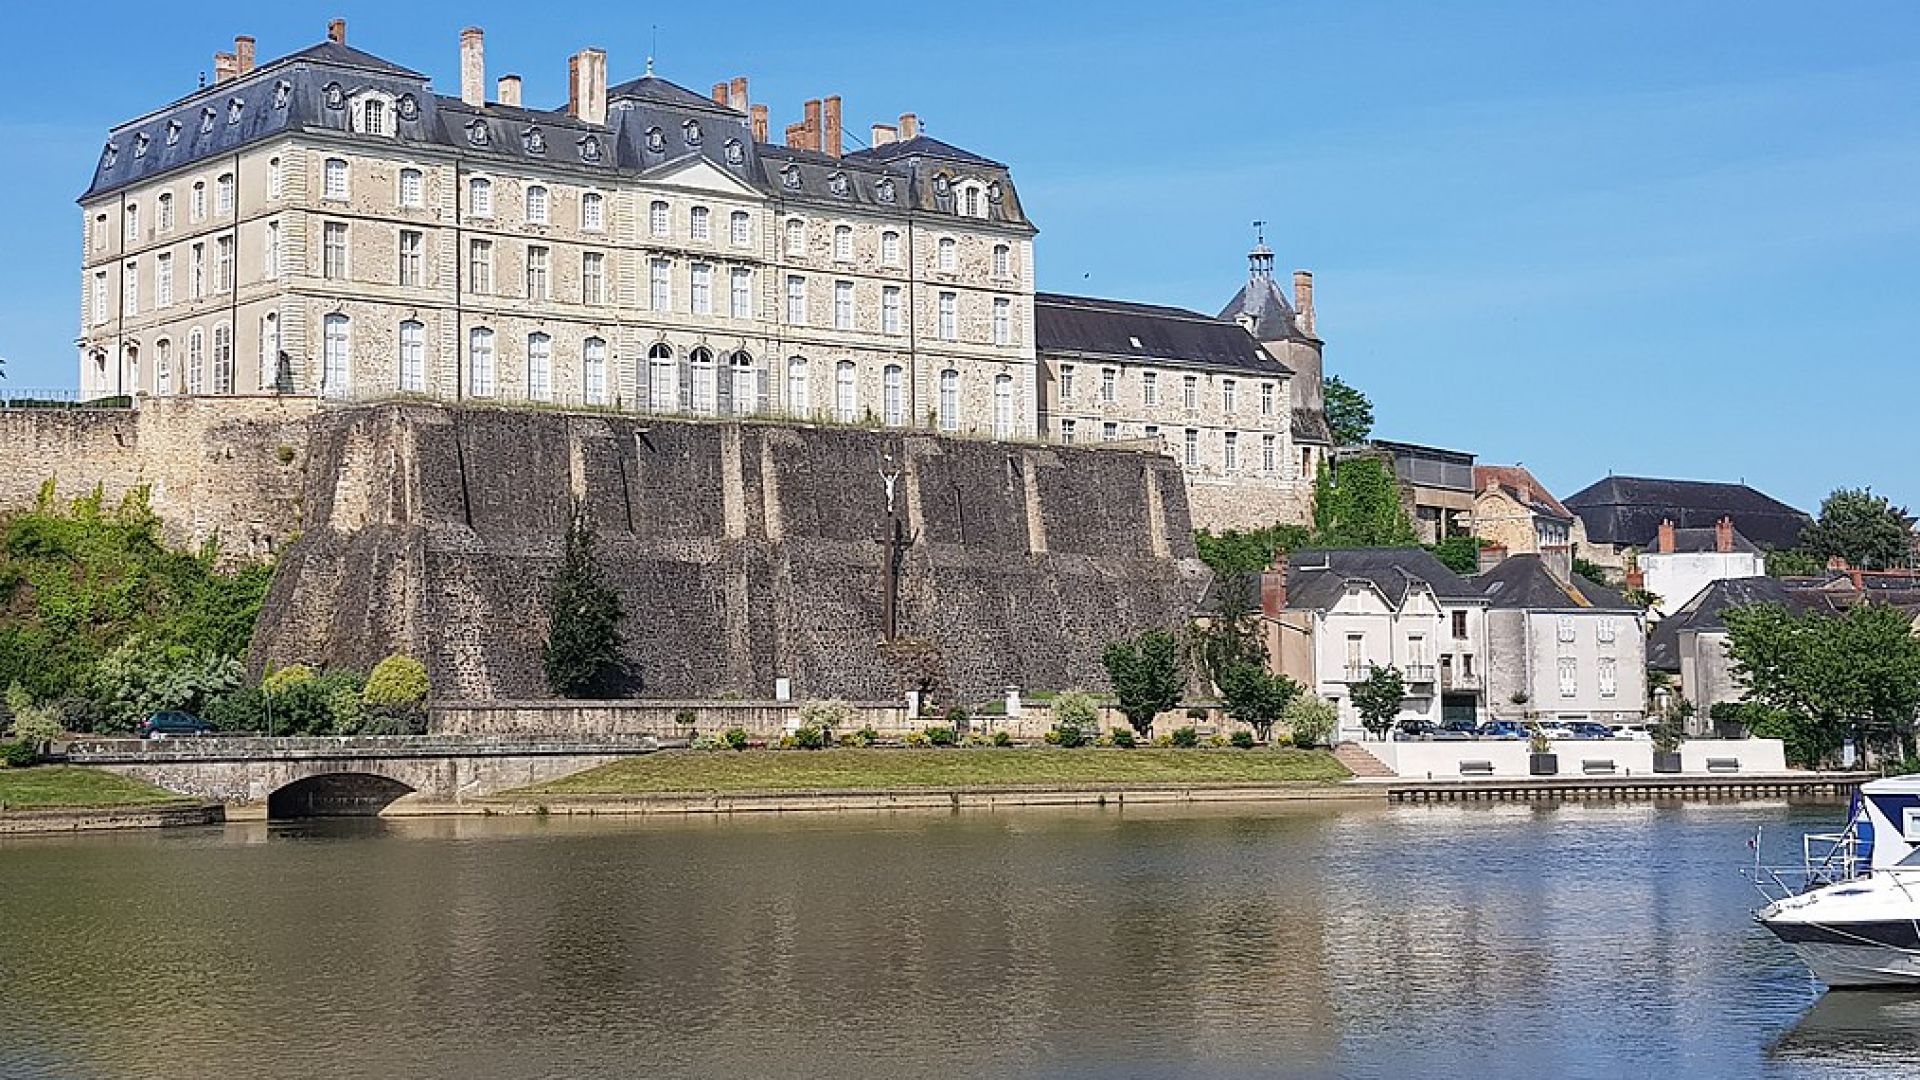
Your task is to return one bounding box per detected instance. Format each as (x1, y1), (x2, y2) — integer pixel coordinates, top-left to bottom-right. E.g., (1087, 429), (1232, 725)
(3, 1), (1915, 514)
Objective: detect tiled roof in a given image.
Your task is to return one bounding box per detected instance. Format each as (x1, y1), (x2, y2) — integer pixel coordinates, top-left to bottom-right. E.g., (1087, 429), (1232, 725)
(1034, 293), (1288, 376)
(846, 134), (1004, 169)
(1476, 554), (1634, 611)
(1645, 575), (1838, 669)
(1284, 547), (1484, 612)
(1218, 273), (1311, 344)
(1564, 475), (1811, 550)
(1474, 464), (1571, 521)
(1646, 527), (1762, 556)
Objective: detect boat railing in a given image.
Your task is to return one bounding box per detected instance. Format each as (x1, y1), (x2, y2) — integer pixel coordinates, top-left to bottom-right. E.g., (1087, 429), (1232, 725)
(1745, 826), (1867, 903)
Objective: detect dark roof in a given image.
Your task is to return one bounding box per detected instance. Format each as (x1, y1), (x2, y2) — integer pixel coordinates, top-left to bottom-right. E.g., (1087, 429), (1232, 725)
(1564, 476), (1811, 551)
(1218, 269), (1312, 344)
(275, 41), (425, 78)
(1476, 554), (1635, 611)
(1285, 547), (1484, 611)
(1034, 293), (1290, 376)
(1474, 465), (1572, 522)
(1645, 576), (1837, 670)
(607, 74), (740, 112)
(1646, 527), (1762, 556)
(846, 134), (1004, 169)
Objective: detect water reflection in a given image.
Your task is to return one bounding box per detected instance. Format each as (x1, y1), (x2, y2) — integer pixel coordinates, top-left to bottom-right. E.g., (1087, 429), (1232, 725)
(1772, 992), (1920, 1066)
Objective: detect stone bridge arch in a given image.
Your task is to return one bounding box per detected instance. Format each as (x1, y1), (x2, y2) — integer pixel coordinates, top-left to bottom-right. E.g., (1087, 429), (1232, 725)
(266, 771), (418, 819)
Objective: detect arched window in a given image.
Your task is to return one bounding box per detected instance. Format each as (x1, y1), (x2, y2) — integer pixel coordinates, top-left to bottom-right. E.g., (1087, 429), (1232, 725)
(186, 328), (205, 394)
(123, 343), (140, 396)
(526, 332), (552, 401)
(729, 351), (756, 416)
(882, 364), (904, 427)
(469, 177), (493, 218)
(938, 369), (959, 432)
(191, 181), (207, 222)
(730, 211), (750, 248)
(582, 191), (605, 232)
(259, 312), (280, 391)
(786, 356), (809, 416)
(323, 159), (348, 201)
(157, 191), (174, 233)
(526, 185), (549, 225)
(937, 237), (956, 271)
(267, 157), (284, 200)
(785, 217), (805, 256)
(583, 337), (608, 406)
(469, 327), (495, 397)
(399, 320), (425, 393)
(647, 343), (676, 413)
(689, 205), (710, 241)
(688, 347), (716, 415)
(993, 374), (1014, 440)
(318, 316), (346, 399)
(398, 168), (423, 208)
(834, 360), (857, 423)
(216, 172), (236, 215)
(154, 338), (173, 396)
(833, 225), (853, 262)
(650, 200), (670, 238)
(993, 243), (1011, 278)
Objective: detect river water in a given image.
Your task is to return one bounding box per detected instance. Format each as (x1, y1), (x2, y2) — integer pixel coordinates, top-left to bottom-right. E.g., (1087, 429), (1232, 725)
(2, 799), (1916, 1079)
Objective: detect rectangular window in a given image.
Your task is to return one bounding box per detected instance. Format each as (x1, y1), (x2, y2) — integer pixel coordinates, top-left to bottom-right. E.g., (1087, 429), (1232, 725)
(582, 252), (606, 305)
(730, 268), (752, 319)
(321, 223), (347, 281)
(1143, 371), (1158, 406)
(526, 186), (549, 226)
(526, 245), (550, 300)
(650, 201), (670, 239)
(1103, 421), (1119, 442)
(1223, 379), (1238, 413)
(583, 193), (605, 232)
(690, 206), (711, 242)
(1452, 610), (1469, 639)
(216, 235), (234, 292)
(584, 338), (608, 405)
(156, 253), (173, 307)
(1557, 615), (1576, 644)
(786, 275), (807, 324)
(881, 286), (902, 335)
(469, 329), (495, 397)
(691, 263), (712, 315)
(994, 299), (1011, 346)
(469, 178), (493, 218)
(786, 218), (805, 256)
(651, 259), (672, 312)
(90, 271), (107, 324)
(190, 244), (204, 299)
(1224, 431), (1239, 471)
(1144, 424), (1159, 442)
(1598, 617), (1617, 644)
(469, 239), (494, 294)
(191, 184), (207, 223)
(399, 168), (423, 208)
(323, 159), (348, 201)
(834, 226), (853, 263)
(1101, 368), (1116, 403)
(730, 211), (750, 248)
(834, 280), (854, 330)
(526, 334), (552, 401)
(1261, 382), (1276, 417)
(1262, 434), (1276, 474)
(1558, 657), (1578, 698)
(122, 260), (138, 315)
(399, 321), (425, 393)
(1599, 658), (1618, 698)
(398, 230), (423, 287)
(881, 231), (901, 266)
(124, 204), (139, 243)
(883, 365), (904, 426)
(1183, 375), (1198, 410)
(1184, 429), (1199, 467)
(937, 292), (957, 341)
(1060, 418), (1077, 444)
(1061, 365), (1075, 400)
(217, 173), (235, 216)
(938, 369), (959, 432)
(265, 220), (283, 279)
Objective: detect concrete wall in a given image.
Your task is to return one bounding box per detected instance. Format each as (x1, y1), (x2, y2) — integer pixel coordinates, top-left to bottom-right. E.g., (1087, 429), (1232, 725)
(1642, 551), (1766, 617)
(1372, 738), (1788, 779)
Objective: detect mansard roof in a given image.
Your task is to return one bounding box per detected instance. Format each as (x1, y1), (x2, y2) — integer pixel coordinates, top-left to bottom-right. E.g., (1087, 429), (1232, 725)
(608, 73), (741, 113)
(847, 134), (1004, 169)
(1034, 293), (1289, 377)
(1564, 475), (1811, 551)
(275, 41), (426, 79)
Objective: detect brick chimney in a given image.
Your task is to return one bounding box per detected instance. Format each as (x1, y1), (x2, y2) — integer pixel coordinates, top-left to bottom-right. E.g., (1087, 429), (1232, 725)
(235, 36), (256, 76)
(803, 99), (823, 151)
(730, 77), (749, 113)
(1657, 519), (1676, 554)
(1715, 516), (1734, 553)
(898, 112), (919, 139)
(871, 123), (898, 147)
(1259, 552), (1290, 620)
(1478, 543), (1508, 574)
(784, 122), (808, 150)
(823, 95), (843, 158)
(1625, 565), (1645, 594)
(328, 18), (347, 44)
(460, 28), (486, 107)
(497, 75), (522, 107)
(568, 48), (608, 126)
(213, 49), (238, 83)
(750, 104), (769, 143)
(1293, 270), (1316, 337)
(712, 82), (730, 106)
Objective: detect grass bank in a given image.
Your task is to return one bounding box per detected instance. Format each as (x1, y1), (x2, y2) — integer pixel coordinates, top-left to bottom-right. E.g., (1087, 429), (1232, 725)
(0, 767), (185, 811)
(518, 747), (1352, 797)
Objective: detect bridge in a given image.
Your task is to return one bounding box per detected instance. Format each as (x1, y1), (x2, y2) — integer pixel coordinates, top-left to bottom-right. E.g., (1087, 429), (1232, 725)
(64, 735), (660, 818)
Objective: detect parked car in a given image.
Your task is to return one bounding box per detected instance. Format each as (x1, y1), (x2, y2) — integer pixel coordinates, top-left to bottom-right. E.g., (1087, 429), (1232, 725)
(1539, 724), (1576, 740)
(139, 711), (213, 739)
(1434, 718), (1479, 741)
(1393, 720), (1438, 741)
(1566, 721), (1614, 740)
(1479, 720), (1530, 740)
(1609, 724), (1654, 741)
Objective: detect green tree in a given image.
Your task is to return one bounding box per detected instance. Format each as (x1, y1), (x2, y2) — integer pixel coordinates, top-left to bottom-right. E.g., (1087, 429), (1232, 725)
(1312, 458), (1417, 548)
(1193, 523), (1314, 578)
(1801, 487), (1913, 571)
(1571, 557), (1612, 584)
(1349, 664), (1406, 741)
(1725, 602), (1920, 765)
(544, 504), (627, 698)
(363, 654), (431, 734)
(1764, 547), (1826, 578)
(1427, 535), (1484, 575)
(1048, 690), (1100, 747)
(1101, 629), (1187, 737)
(1282, 694), (1339, 748)
(1323, 375), (1373, 446)
(1218, 661), (1303, 742)
(1188, 574), (1266, 693)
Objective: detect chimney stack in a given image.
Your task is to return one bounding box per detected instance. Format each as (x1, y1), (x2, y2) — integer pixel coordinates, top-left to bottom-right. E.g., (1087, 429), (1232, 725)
(1625, 565), (1646, 595)
(498, 75), (522, 107)
(1260, 552), (1290, 621)
(1293, 270), (1316, 336)
(750, 104), (769, 143)
(823, 95), (843, 158)
(803, 99), (823, 152)
(328, 18), (346, 44)
(871, 123), (898, 147)
(214, 50), (238, 83)
(1478, 544), (1509, 575)
(1715, 516), (1734, 554)
(235, 36), (256, 76)
(568, 48), (608, 126)
(898, 112), (919, 139)
(460, 28), (486, 108)
(712, 82), (730, 107)
(784, 122), (808, 150)
(730, 77), (749, 113)
(1657, 519), (1676, 554)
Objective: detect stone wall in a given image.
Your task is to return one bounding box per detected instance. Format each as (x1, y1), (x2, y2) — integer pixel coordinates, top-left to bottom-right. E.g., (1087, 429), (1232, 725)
(251, 403), (1210, 703)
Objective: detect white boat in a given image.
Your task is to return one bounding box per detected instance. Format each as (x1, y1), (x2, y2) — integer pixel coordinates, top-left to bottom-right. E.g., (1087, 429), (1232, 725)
(1754, 776), (1920, 988)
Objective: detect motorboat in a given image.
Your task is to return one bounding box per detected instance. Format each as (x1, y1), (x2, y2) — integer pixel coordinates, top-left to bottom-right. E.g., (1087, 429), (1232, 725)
(1754, 776), (1920, 988)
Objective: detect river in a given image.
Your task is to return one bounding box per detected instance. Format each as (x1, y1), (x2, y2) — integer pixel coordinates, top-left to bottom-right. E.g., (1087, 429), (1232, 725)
(1, 799), (1915, 1079)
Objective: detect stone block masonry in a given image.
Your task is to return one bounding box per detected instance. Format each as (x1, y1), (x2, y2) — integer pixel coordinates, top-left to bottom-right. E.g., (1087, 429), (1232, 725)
(250, 403), (1210, 703)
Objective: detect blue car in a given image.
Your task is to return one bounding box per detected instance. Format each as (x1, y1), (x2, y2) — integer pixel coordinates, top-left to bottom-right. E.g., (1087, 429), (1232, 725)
(1566, 721), (1614, 740)
(1479, 720), (1530, 740)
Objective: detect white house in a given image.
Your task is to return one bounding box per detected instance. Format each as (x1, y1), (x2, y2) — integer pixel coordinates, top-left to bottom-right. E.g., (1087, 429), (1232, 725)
(1478, 554), (1647, 727)
(1639, 517), (1767, 618)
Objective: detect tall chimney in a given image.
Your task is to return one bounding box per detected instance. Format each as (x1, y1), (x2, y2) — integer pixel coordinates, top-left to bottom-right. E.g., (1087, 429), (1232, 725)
(498, 75), (522, 107)
(802, 100), (823, 152)
(1259, 552), (1290, 621)
(568, 48), (607, 126)
(730, 77), (749, 113)
(1625, 566), (1645, 595)
(750, 104), (769, 143)
(785, 122), (807, 149)
(823, 95), (843, 158)
(460, 28), (486, 108)
(1293, 270), (1316, 336)
(712, 82), (730, 106)
(328, 18), (346, 44)
(1657, 519), (1676, 554)
(213, 51), (238, 83)
(1715, 516), (1734, 554)
(898, 112), (919, 139)
(871, 123), (898, 147)
(235, 36), (256, 75)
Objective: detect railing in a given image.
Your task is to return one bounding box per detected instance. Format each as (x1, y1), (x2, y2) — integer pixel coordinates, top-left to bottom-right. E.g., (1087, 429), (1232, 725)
(1403, 664), (1437, 683)
(1, 389), (130, 410)
(1441, 670), (1481, 691)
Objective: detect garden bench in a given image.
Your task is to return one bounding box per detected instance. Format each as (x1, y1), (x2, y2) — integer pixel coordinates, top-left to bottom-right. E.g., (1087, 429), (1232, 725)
(1706, 758), (1740, 773)
(1458, 760), (1495, 776)
(1581, 759), (1616, 775)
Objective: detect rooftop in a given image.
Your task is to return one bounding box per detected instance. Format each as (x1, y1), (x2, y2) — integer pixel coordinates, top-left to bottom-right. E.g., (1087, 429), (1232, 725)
(1285, 547), (1484, 611)
(1564, 475), (1810, 551)
(1034, 293), (1287, 376)
(1476, 553), (1634, 611)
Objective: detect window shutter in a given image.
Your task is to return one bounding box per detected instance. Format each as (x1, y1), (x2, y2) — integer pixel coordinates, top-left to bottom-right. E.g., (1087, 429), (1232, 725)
(716, 358), (734, 417)
(634, 347), (649, 409)
(680, 357), (693, 413)
(757, 364), (770, 416)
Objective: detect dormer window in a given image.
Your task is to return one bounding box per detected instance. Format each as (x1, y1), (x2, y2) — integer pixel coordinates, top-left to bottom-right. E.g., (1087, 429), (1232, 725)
(166, 120), (181, 146)
(227, 98), (245, 125)
(362, 99), (386, 135)
(683, 119), (702, 146)
(200, 107), (216, 134)
(828, 172), (850, 198)
(578, 135), (603, 163)
(781, 164), (802, 190)
(133, 133), (150, 159)
(875, 178), (896, 204)
(724, 139), (744, 166)
(646, 127), (666, 154)
(396, 94), (420, 121)
(523, 127), (546, 154)
(322, 83), (345, 111)
(274, 81), (293, 110)
(964, 186), (981, 217)
(466, 120), (490, 147)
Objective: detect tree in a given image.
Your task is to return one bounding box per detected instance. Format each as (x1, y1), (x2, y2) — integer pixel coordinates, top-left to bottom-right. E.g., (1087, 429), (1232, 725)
(1188, 574), (1265, 693)
(1764, 547), (1826, 578)
(1428, 535), (1484, 575)
(1218, 661), (1303, 742)
(363, 653), (430, 734)
(1323, 375), (1373, 446)
(1571, 557), (1612, 584)
(1801, 487), (1914, 571)
(1312, 458), (1417, 548)
(1193, 523), (1313, 578)
(1349, 664), (1406, 741)
(1282, 694), (1339, 748)
(1725, 602), (1920, 765)
(544, 504), (627, 698)
(1101, 629), (1187, 737)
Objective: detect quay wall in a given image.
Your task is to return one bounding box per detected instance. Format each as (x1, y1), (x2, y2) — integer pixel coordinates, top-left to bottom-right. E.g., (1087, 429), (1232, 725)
(1371, 738), (1788, 779)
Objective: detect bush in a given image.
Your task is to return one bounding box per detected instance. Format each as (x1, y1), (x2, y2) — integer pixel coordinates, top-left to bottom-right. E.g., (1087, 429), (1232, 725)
(674, 709), (698, 729)
(944, 706), (970, 729)
(848, 726), (879, 747)
(787, 725), (827, 750)
(1051, 691), (1100, 730)
(799, 699), (855, 733)
(992, 730), (1014, 747)
(363, 654), (429, 712)
(5, 684), (64, 751)
(1282, 695), (1339, 749)
(1108, 727), (1136, 748)
(1, 739), (38, 768)
(691, 734), (723, 751)
(962, 732), (993, 747)
(1270, 733), (1294, 748)
(721, 727), (749, 751)
(905, 730), (931, 747)
(923, 725), (957, 747)
(1169, 726), (1200, 748)
(262, 664), (317, 696)
(1230, 729), (1255, 749)
(1208, 734), (1229, 747)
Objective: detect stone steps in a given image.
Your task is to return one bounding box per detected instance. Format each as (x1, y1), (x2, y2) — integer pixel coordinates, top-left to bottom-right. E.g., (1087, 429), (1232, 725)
(1333, 742), (1396, 778)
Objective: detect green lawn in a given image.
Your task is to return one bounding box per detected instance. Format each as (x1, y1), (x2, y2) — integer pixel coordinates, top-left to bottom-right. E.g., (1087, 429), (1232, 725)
(0, 767), (185, 811)
(518, 747), (1352, 797)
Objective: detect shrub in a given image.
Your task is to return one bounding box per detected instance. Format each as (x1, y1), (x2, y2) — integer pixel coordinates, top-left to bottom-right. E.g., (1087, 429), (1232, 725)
(1169, 726), (1200, 748)
(674, 709), (698, 729)
(363, 654), (429, 712)
(1051, 691), (1100, 731)
(691, 734), (723, 751)
(905, 730), (931, 747)
(1230, 729), (1255, 749)
(962, 732), (993, 747)
(1281, 696), (1338, 749)
(923, 725), (957, 747)
(721, 727), (749, 751)
(1046, 720), (1092, 748)
(944, 706), (970, 729)
(1270, 733), (1294, 749)
(0, 739), (36, 768)
(798, 699), (855, 733)
(849, 726), (880, 748)
(262, 664), (317, 696)
(1208, 734), (1229, 747)
(992, 730), (1014, 747)
(5, 685), (63, 752)
(788, 725), (827, 750)
(1152, 733), (1174, 747)
(1108, 727), (1136, 748)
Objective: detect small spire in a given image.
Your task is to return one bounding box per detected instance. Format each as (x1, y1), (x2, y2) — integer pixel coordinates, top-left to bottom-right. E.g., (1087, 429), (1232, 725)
(645, 55), (655, 76)
(1248, 219), (1274, 280)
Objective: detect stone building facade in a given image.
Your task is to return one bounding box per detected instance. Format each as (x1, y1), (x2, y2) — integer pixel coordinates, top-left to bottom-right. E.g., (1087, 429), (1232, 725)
(77, 22), (1040, 439)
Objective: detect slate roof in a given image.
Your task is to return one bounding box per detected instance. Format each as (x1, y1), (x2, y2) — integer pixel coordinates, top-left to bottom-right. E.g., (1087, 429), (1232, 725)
(1476, 554), (1634, 611)
(1564, 476), (1811, 551)
(847, 134), (1005, 169)
(1285, 547), (1484, 612)
(1034, 293), (1288, 376)
(273, 41), (425, 79)
(1218, 268), (1312, 344)
(1474, 465), (1572, 522)
(1646, 526), (1762, 556)
(1645, 576), (1837, 670)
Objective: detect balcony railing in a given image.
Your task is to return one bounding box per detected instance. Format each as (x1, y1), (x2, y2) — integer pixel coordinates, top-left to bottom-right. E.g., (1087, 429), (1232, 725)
(1442, 670), (1482, 691)
(1403, 664), (1437, 684)
(1342, 665), (1373, 683)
